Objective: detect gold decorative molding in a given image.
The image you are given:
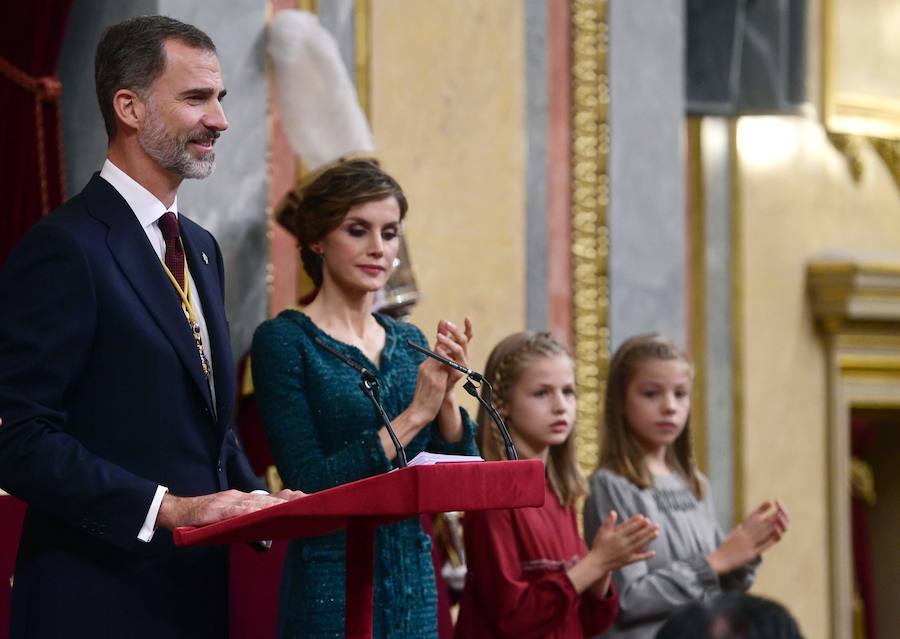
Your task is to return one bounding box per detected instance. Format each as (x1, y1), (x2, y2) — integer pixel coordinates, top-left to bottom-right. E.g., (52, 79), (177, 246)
(871, 137), (900, 193)
(687, 118), (708, 473)
(354, 0), (371, 119)
(825, 132), (865, 183)
(729, 119), (745, 524)
(808, 259), (900, 332)
(825, 133), (900, 191)
(570, 0), (609, 475)
(808, 256), (900, 639)
(821, 0), (900, 191)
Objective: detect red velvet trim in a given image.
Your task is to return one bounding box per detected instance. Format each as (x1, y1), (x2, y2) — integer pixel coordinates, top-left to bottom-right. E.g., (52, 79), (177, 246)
(0, 496), (26, 639)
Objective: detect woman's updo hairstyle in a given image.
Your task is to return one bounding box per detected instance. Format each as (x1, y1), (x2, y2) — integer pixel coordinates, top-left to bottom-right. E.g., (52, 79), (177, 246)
(283, 158), (408, 288)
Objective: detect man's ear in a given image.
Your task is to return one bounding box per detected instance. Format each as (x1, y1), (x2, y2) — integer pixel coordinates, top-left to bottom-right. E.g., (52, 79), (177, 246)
(111, 88), (145, 132)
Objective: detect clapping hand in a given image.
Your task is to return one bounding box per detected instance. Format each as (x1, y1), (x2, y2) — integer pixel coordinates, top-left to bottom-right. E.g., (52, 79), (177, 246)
(568, 510), (658, 595)
(435, 318), (474, 396)
(708, 500), (789, 574)
(588, 511), (659, 572)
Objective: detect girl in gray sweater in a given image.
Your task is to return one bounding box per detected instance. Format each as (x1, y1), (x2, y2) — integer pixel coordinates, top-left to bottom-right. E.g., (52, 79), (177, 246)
(584, 334), (789, 639)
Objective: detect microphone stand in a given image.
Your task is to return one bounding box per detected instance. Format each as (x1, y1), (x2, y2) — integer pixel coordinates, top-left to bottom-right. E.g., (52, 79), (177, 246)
(314, 337), (408, 468)
(461, 376), (518, 462)
(406, 339), (518, 461)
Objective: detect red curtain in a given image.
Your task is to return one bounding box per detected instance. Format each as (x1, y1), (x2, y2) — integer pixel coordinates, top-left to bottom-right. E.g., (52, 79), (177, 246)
(851, 416), (879, 639)
(0, 0), (72, 266)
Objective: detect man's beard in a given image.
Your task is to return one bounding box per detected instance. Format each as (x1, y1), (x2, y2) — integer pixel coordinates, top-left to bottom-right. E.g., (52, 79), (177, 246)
(138, 103), (219, 180)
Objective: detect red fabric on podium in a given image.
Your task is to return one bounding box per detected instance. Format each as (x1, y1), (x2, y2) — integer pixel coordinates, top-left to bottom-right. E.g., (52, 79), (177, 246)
(177, 461), (545, 639)
(0, 496), (26, 639)
(229, 540), (288, 639)
(175, 461), (545, 547)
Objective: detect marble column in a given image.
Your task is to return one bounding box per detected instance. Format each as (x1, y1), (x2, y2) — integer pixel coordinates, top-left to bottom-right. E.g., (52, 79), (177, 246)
(608, 0), (686, 349)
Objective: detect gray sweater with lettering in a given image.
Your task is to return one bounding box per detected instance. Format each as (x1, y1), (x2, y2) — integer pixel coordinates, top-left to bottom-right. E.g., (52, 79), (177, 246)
(584, 469), (758, 639)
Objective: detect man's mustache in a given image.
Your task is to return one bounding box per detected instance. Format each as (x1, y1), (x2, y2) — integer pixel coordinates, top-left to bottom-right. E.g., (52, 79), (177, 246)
(188, 129), (221, 143)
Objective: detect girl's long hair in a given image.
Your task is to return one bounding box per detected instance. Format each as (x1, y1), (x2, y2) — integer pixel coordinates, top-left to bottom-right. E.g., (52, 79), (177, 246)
(477, 331), (586, 506)
(599, 333), (705, 499)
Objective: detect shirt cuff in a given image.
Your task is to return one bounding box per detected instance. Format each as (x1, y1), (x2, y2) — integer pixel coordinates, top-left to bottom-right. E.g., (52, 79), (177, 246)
(138, 485), (168, 543)
(250, 489), (272, 548)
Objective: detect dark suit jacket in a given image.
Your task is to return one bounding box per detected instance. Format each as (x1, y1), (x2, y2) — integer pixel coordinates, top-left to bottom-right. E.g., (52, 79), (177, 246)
(0, 174), (263, 638)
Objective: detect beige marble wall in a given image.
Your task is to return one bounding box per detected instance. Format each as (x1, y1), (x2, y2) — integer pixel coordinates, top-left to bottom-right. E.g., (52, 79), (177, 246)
(370, 1), (526, 387)
(736, 115), (900, 638)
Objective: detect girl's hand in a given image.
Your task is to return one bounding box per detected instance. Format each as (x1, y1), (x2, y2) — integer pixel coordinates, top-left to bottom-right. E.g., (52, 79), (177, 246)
(588, 511), (659, 573)
(435, 317), (473, 395)
(567, 511), (657, 595)
(707, 500), (789, 574)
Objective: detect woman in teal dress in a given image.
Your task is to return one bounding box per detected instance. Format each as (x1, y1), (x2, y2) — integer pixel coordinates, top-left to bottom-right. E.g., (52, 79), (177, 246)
(252, 159), (478, 638)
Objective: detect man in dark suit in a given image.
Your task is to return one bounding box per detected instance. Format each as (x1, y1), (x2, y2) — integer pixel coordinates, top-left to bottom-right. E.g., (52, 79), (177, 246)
(0, 16), (296, 637)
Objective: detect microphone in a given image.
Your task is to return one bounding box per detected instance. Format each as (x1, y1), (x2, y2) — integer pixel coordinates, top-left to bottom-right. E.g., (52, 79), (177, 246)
(406, 340), (482, 381)
(405, 340), (518, 461)
(313, 337), (408, 468)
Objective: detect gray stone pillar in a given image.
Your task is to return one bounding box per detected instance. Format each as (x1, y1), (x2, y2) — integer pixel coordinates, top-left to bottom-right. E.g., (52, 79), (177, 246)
(608, 0), (686, 349)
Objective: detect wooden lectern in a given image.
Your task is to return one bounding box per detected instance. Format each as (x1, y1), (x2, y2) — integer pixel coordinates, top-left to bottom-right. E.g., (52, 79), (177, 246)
(175, 460), (545, 639)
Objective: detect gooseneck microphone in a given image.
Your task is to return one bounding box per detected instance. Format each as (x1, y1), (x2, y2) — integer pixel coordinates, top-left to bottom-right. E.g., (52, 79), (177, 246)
(406, 340), (483, 381)
(406, 340), (518, 461)
(314, 337), (408, 468)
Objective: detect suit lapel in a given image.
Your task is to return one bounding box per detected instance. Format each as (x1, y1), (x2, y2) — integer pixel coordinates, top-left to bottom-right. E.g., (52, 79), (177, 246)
(181, 219), (234, 429)
(83, 175), (215, 415)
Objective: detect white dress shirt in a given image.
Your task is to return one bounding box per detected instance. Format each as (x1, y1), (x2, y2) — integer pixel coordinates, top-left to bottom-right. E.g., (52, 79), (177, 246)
(99, 159), (217, 542)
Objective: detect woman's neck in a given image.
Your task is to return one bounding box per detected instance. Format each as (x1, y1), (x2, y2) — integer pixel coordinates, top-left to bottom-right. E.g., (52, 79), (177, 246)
(304, 282), (375, 340)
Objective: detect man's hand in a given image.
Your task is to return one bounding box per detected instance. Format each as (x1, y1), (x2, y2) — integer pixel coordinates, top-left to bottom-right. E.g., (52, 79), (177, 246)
(156, 489), (305, 530)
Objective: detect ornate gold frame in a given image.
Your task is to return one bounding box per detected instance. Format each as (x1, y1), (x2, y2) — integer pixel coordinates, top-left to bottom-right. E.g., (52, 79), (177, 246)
(822, 0), (900, 140)
(822, 0), (900, 193)
(570, 0), (609, 475)
(808, 259), (900, 639)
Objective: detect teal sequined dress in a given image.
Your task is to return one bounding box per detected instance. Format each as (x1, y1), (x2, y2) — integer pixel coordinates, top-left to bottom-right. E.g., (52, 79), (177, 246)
(251, 310), (478, 638)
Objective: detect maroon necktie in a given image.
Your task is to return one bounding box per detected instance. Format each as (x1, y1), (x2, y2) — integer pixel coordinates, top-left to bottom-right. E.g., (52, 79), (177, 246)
(158, 212), (185, 290)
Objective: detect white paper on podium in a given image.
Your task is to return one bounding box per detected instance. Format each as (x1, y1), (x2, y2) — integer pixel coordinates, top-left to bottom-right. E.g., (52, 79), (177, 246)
(405, 452), (484, 467)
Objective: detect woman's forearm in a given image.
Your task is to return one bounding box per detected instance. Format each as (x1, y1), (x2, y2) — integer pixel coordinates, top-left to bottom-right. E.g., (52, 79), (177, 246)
(377, 405), (429, 459)
(437, 394), (464, 443)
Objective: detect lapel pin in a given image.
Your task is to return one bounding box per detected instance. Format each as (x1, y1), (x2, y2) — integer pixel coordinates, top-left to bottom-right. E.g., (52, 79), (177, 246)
(202, 252), (209, 265)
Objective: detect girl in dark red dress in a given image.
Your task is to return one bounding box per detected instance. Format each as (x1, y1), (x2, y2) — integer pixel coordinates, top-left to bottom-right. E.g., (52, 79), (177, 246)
(455, 332), (659, 638)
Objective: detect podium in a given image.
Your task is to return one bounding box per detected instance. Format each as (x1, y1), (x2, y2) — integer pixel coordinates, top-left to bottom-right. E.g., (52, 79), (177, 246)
(175, 460), (544, 639)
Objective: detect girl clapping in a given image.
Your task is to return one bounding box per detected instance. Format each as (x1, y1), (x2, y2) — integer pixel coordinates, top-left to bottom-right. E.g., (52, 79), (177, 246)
(585, 334), (789, 639)
(455, 332), (658, 638)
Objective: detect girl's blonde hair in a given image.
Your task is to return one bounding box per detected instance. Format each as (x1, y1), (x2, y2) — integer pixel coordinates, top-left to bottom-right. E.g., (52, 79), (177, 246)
(599, 333), (705, 499)
(476, 331), (587, 506)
